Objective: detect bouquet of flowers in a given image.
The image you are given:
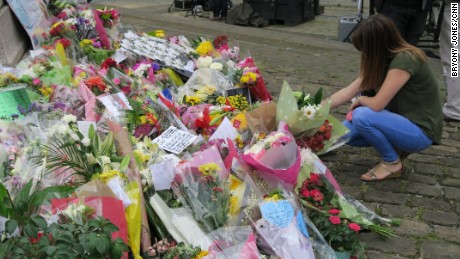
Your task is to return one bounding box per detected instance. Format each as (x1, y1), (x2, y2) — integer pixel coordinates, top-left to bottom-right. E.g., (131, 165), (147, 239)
(236, 57), (272, 101)
(277, 81), (349, 154)
(96, 7), (120, 29)
(241, 122), (301, 185)
(246, 190), (315, 259)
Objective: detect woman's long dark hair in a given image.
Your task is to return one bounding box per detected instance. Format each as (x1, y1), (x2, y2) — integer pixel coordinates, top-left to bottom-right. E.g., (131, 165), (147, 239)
(352, 14), (427, 90)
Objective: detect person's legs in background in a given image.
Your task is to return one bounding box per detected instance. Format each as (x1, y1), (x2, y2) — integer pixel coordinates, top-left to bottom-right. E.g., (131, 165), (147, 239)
(349, 107), (432, 180)
(405, 8), (429, 46)
(441, 0), (460, 121)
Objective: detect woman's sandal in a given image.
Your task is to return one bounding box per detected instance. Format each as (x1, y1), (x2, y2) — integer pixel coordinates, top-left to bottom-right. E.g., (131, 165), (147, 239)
(360, 160), (404, 182)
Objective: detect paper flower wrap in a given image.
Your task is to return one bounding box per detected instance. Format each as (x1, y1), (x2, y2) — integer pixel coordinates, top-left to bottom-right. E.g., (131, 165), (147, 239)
(241, 122), (301, 185)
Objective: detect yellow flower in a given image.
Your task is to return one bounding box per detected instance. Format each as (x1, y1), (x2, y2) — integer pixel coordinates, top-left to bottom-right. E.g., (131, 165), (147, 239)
(229, 195), (240, 215)
(39, 86), (54, 97)
(185, 95), (202, 106)
(216, 96), (226, 105)
(193, 250), (209, 259)
(234, 135), (244, 149)
(154, 29), (165, 38)
(199, 85), (216, 95)
(92, 170), (126, 183)
(51, 21), (64, 29)
(264, 194), (281, 202)
(133, 150), (150, 163)
(196, 41), (214, 56)
(139, 115), (147, 124)
(198, 162), (221, 176)
(240, 72), (257, 85)
(79, 39), (93, 48)
(229, 175), (242, 191)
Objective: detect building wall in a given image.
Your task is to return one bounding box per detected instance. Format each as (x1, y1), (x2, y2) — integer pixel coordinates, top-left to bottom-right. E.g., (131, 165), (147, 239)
(0, 1), (29, 67)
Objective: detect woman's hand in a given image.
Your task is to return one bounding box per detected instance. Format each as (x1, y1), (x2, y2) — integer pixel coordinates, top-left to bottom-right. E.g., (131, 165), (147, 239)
(349, 97), (362, 111)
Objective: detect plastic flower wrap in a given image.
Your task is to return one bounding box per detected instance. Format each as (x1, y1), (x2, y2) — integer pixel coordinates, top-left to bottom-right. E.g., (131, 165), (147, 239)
(177, 68), (233, 104)
(246, 190), (315, 259)
(241, 122), (301, 186)
(277, 81), (349, 154)
(236, 57), (272, 101)
(296, 156), (397, 243)
(205, 226), (261, 259)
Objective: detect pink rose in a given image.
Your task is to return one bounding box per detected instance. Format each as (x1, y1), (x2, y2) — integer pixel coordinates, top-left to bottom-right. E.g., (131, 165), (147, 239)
(329, 216), (341, 225)
(329, 208), (340, 215)
(348, 223), (361, 233)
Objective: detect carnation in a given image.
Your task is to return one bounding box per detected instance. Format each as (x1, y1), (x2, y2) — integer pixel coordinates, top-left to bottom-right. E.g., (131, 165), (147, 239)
(209, 62), (223, 71)
(62, 114), (77, 124)
(81, 137), (91, 147)
(329, 208), (340, 215)
(329, 216), (341, 225)
(348, 223), (361, 233)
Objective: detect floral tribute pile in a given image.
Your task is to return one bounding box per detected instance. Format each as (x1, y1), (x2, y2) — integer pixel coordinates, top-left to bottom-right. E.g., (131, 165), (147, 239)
(0, 1), (398, 259)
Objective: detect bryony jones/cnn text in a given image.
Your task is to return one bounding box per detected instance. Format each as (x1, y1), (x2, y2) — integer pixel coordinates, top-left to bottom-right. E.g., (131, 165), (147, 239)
(451, 2), (458, 77)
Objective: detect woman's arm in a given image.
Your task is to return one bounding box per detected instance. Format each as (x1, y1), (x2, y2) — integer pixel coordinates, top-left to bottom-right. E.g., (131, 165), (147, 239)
(356, 69), (411, 111)
(328, 78), (362, 109)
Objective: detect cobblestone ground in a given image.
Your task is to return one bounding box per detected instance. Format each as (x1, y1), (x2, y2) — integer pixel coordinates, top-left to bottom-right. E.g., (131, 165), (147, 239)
(94, 0), (460, 257)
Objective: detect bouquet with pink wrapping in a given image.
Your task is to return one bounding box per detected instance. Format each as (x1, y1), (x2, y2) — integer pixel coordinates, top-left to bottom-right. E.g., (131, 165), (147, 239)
(204, 226), (261, 259)
(241, 122), (301, 186)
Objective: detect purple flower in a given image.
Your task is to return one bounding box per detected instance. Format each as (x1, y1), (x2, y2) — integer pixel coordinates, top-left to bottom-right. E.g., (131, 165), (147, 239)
(152, 63), (161, 71)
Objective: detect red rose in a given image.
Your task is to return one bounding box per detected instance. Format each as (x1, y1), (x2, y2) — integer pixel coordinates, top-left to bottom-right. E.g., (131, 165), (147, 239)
(329, 208), (340, 215)
(329, 216), (341, 225)
(308, 173), (320, 185)
(301, 189), (310, 198)
(348, 223), (361, 233)
(310, 189), (324, 202)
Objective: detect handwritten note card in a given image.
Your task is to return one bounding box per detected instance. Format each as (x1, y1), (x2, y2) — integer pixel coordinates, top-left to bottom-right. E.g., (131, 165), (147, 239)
(260, 200), (294, 228)
(152, 126), (197, 154)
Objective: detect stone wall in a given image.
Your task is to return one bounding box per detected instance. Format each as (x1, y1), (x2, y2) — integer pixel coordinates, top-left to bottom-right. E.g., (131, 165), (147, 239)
(0, 1), (29, 67)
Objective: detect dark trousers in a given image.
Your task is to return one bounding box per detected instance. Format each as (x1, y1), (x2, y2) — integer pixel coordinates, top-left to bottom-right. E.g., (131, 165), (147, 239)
(377, 2), (428, 46)
(213, 0), (228, 18)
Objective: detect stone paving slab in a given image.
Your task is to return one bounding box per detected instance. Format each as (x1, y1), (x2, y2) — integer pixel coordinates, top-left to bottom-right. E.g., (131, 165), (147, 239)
(92, 0), (459, 257)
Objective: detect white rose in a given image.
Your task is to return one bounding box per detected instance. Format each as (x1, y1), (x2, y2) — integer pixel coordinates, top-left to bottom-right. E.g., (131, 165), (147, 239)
(70, 133), (80, 142)
(197, 56), (213, 68)
(81, 138), (91, 147)
(62, 114), (77, 124)
(210, 62), (223, 71)
(57, 125), (69, 135)
(99, 156), (111, 164)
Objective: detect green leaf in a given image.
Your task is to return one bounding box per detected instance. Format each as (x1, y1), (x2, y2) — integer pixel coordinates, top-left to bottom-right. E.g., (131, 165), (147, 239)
(0, 182), (13, 217)
(314, 87), (323, 105)
(30, 215), (47, 230)
(110, 242), (123, 259)
(30, 187), (76, 218)
(24, 223), (39, 238)
(5, 219), (18, 235)
(96, 235), (109, 254)
(88, 124), (96, 140)
(13, 180), (33, 214)
(119, 154), (130, 172)
(102, 223), (119, 234)
(45, 246), (57, 256)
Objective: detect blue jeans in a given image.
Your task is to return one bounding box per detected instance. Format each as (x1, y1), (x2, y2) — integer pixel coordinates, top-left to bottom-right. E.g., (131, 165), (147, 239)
(343, 107), (432, 162)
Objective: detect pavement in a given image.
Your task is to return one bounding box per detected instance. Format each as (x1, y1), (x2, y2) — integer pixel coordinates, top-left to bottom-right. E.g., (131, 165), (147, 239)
(93, 0), (460, 258)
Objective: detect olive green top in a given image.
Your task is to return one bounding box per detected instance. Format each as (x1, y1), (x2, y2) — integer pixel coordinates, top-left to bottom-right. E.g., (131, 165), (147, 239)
(385, 52), (442, 144)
